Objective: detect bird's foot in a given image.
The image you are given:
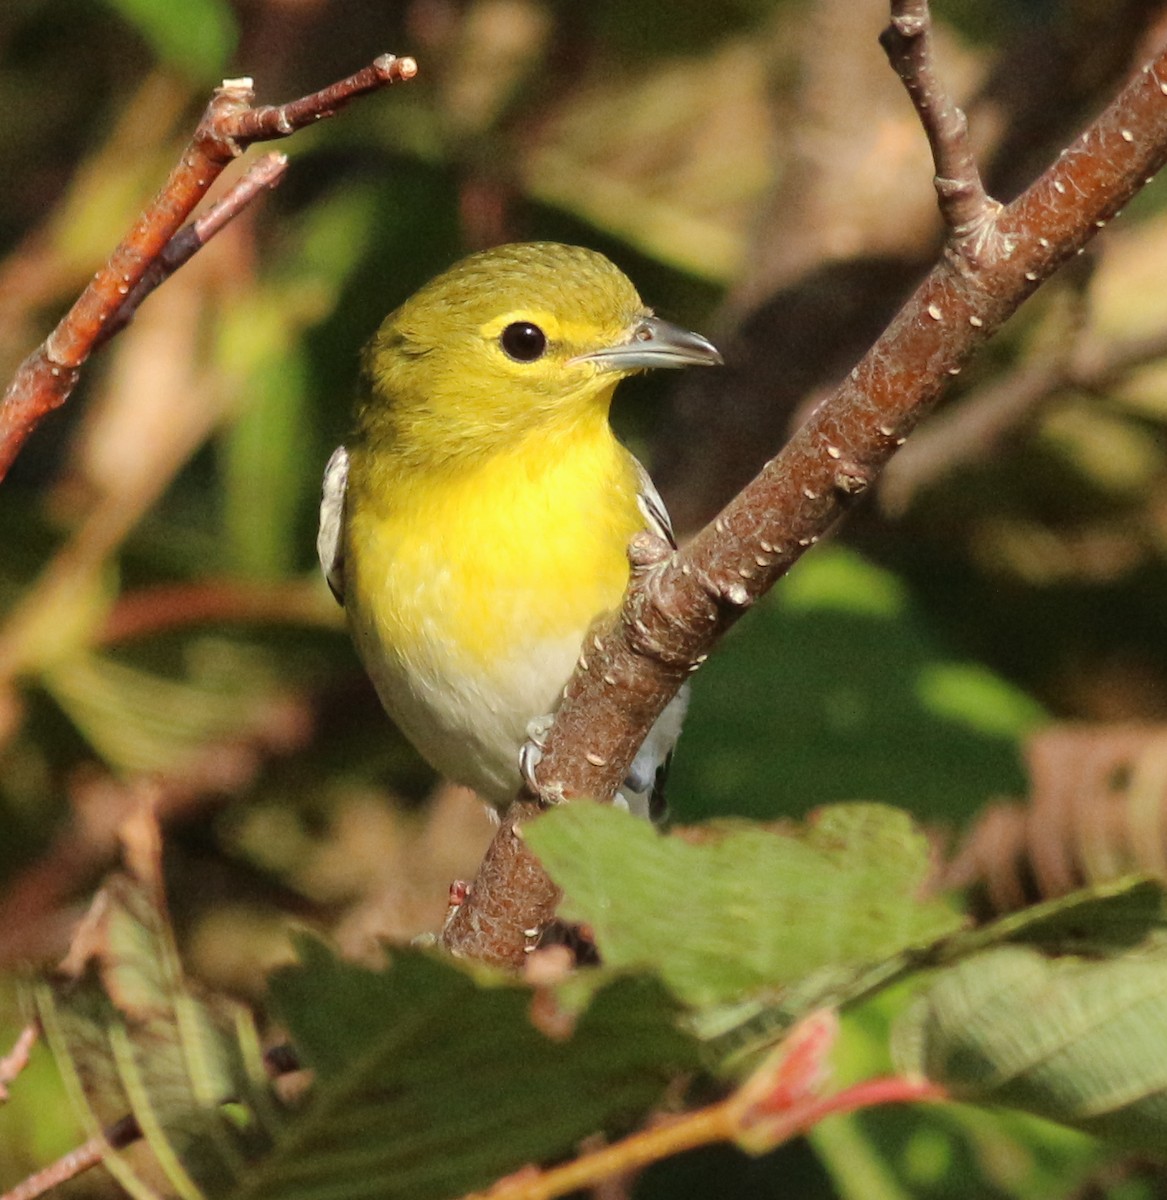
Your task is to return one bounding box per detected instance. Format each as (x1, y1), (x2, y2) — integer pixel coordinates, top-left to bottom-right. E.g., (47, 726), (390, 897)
(525, 713), (555, 747)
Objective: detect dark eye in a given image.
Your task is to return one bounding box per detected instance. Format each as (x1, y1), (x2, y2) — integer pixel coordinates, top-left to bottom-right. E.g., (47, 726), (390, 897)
(500, 322), (547, 362)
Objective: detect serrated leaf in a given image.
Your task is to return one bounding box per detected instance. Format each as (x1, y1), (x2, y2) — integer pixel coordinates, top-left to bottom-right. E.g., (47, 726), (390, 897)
(526, 803), (963, 1011)
(221, 939), (699, 1200)
(893, 943), (1167, 1147)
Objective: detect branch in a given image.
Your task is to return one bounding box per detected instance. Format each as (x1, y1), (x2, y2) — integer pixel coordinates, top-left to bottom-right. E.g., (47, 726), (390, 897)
(0, 53), (417, 481)
(879, 0), (1000, 252)
(472, 1075), (942, 1200)
(91, 151), (289, 351)
(96, 578), (334, 645)
(442, 24), (1167, 966)
(0, 1025), (37, 1101)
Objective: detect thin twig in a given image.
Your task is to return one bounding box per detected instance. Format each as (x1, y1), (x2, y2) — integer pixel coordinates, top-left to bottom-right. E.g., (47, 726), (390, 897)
(0, 1115), (139, 1200)
(879, 0), (1001, 255)
(94, 152), (288, 350)
(467, 1075), (941, 1200)
(0, 54), (416, 481)
(221, 54), (414, 142)
(0, 1025), (38, 1101)
(443, 30), (1167, 966)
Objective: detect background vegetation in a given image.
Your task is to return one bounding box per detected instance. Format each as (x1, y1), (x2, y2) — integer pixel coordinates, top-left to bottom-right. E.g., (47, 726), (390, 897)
(4, 0), (1167, 1196)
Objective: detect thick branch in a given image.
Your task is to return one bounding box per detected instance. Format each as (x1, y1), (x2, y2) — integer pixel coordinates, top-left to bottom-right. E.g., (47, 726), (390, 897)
(443, 37), (1167, 966)
(0, 54), (416, 481)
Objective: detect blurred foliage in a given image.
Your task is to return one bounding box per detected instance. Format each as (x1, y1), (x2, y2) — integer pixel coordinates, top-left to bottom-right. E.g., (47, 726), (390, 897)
(671, 547), (1043, 822)
(4, 0), (1167, 1196)
(99, 0), (239, 83)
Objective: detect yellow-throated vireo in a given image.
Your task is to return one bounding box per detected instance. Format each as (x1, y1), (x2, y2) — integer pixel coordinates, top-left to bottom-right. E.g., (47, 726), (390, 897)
(317, 242), (721, 818)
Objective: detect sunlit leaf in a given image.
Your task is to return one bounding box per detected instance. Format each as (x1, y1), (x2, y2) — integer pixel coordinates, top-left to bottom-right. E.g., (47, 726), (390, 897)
(527, 803), (963, 1015)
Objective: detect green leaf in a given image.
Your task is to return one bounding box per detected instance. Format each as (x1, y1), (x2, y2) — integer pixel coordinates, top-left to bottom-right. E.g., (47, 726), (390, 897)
(101, 0), (238, 83)
(32, 882), (694, 1200)
(221, 336), (310, 580)
(526, 803), (963, 1014)
(223, 939), (699, 1200)
(814, 1084), (1105, 1200)
(893, 942), (1167, 1147)
(813, 983), (1105, 1200)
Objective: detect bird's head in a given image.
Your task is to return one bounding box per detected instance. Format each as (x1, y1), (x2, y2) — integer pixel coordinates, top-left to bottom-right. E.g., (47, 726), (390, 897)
(358, 242), (721, 464)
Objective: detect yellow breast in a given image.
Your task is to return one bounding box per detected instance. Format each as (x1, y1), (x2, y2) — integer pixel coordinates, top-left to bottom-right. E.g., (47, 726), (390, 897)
(345, 411), (644, 674)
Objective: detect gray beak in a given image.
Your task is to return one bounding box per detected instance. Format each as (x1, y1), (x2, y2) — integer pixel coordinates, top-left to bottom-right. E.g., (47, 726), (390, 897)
(572, 315), (723, 371)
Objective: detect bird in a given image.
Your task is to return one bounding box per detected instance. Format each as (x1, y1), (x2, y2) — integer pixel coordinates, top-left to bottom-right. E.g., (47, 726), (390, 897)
(317, 242), (722, 819)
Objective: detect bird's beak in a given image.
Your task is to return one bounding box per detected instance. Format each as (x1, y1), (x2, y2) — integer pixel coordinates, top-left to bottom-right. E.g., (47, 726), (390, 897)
(571, 315), (723, 372)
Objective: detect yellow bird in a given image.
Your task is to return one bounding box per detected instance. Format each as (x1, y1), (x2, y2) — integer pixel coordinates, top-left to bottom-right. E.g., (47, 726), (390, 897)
(317, 242), (721, 818)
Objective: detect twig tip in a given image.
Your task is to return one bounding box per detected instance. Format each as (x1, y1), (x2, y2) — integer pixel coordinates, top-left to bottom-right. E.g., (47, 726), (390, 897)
(375, 53), (418, 82)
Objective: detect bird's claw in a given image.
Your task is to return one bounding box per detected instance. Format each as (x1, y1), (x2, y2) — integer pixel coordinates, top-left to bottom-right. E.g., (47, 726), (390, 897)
(519, 737), (544, 799)
(519, 714), (557, 801)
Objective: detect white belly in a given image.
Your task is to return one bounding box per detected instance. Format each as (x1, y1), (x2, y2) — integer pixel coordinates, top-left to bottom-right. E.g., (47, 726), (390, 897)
(351, 598), (585, 806)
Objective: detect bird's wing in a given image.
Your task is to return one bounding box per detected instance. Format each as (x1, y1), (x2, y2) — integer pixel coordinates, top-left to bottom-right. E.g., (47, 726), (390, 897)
(625, 456), (682, 821)
(317, 445), (349, 605)
(633, 457), (676, 549)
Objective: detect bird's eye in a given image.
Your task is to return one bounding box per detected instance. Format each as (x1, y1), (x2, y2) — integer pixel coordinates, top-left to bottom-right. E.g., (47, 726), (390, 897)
(499, 322), (547, 363)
